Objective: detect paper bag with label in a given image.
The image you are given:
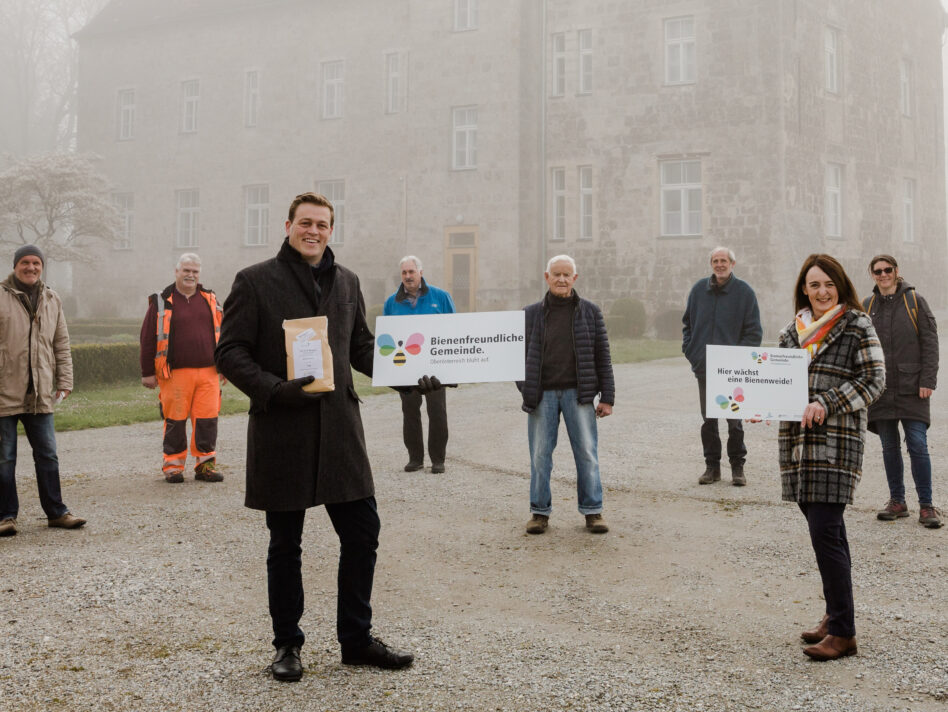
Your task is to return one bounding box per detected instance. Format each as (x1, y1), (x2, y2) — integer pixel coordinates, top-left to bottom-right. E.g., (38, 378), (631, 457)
(283, 316), (335, 393)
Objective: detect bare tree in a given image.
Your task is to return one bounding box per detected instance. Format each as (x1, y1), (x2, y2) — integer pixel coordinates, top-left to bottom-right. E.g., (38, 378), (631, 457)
(0, 0), (108, 155)
(0, 153), (121, 262)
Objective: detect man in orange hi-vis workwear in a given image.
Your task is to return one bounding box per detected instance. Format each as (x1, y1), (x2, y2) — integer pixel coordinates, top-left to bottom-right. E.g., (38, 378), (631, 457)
(140, 253), (225, 483)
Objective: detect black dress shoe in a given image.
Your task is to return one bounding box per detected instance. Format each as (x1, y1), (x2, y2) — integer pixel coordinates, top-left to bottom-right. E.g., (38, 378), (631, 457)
(341, 637), (414, 669)
(271, 645), (302, 681)
(404, 461), (424, 472)
(430, 463), (445, 474)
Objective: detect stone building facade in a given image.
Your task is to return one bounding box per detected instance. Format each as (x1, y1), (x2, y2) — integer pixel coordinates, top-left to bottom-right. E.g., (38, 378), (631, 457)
(75, 0), (946, 334)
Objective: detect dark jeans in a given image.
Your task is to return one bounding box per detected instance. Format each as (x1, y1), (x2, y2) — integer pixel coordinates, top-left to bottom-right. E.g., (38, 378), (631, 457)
(876, 419), (933, 505)
(400, 389), (448, 465)
(0, 413), (69, 521)
(266, 497), (380, 652)
(696, 374), (746, 467)
(799, 502), (855, 638)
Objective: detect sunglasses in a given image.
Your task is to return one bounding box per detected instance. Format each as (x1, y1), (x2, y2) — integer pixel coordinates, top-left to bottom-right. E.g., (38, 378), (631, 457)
(872, 267), (894, 275)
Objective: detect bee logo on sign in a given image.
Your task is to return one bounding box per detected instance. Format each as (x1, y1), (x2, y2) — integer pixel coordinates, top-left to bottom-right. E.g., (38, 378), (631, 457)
(377, 333), (424, 366)
(716, 387), (745, 412)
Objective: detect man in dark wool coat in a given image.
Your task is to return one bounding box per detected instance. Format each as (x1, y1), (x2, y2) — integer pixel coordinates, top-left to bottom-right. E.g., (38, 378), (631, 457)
(215, 192), (414, 682)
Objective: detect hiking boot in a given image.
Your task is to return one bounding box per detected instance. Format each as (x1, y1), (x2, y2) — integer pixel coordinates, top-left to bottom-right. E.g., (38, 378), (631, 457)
(430, 463), (446, 474)
(731, 465), (746, 487)
(403, 461), (424, 472)
(918, 505), (943, 529)
(876, 499), (909, 521)
(194, 460), (223, 482)
(585, 513), (609, 533)
(165, 471), (184, 483)
(525, 514), (549, 534)
(0, 518), (17, 537)
(698, 464), (721, 485)
(48, 513), (86, 529)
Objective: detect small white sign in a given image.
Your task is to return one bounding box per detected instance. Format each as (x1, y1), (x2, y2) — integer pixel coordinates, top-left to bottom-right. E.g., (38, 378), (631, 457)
(372, 311), (526, 387)
(705, 345), (809, 422)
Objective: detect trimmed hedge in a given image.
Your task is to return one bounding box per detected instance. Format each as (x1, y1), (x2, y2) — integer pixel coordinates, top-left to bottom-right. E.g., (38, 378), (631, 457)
(71, 343), (140, 386)
(653, 308), (684, 340)
(607, 298), (647, 338)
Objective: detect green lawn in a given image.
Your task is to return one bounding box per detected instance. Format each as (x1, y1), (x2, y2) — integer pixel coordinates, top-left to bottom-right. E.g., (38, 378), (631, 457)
(49, 339), (681, 431)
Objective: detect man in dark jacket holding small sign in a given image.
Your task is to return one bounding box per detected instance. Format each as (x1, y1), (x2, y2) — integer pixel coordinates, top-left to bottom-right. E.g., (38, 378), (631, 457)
(682, 246), (762, 487)
(215, 192), (414, 682)
(518, 255), (614, 535)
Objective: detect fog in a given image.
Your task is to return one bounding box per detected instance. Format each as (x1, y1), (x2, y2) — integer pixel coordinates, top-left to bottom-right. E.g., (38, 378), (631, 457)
(1, 0), (947, 337)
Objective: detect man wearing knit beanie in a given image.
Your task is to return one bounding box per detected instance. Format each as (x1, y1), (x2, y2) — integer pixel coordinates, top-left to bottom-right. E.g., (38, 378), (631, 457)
(0, 244), (86, 537)
(13, 244), (45, 269)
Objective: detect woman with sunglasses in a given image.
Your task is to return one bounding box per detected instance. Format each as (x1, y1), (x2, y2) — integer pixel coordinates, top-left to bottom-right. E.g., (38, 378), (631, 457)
(776, 254), (885, 660)
(864, 255), (942, 529)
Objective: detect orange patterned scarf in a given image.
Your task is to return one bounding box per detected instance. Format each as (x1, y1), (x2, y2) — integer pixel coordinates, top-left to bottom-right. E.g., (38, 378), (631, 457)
(795, 305), (845, 359)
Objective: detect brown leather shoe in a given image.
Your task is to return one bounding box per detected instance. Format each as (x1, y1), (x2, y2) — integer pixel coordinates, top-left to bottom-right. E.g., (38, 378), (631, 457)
(803, 634), (857, 661)
(525, 514), (549, 534)
(800, 614), (830, 644)
(0, 517), (17, 536)
(585, 513), (609, 533)
(48, 513), (86, 529)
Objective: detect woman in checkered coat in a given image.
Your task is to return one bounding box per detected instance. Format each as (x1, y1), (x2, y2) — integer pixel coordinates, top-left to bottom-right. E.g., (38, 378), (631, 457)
(776, 254), (885, 661)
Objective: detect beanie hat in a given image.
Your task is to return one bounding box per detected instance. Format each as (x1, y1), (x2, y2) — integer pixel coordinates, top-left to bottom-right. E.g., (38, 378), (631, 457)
(13, 244), (44, 268)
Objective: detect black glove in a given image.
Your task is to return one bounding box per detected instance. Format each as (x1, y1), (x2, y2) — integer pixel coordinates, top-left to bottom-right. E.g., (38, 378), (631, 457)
(270, 376), (325, 407)
(417, 375), (443, 393)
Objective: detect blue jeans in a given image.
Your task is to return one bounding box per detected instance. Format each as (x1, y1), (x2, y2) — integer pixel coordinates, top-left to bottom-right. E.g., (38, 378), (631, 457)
(876, 419), (933, 505)
(0, 413), (69, 521)
(528, 389), (603, 516)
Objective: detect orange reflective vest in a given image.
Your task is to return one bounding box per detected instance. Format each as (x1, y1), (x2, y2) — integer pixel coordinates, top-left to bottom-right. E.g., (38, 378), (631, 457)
(152, 288), (222, 379)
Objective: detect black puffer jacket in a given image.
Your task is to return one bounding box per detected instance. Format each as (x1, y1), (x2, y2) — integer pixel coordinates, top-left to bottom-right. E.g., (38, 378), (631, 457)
(863, 280), (938, 430)
(517, 290), (614, 413)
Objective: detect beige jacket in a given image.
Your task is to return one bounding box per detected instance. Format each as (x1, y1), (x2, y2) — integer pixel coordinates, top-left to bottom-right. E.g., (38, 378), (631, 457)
(0, 274), (73, 416)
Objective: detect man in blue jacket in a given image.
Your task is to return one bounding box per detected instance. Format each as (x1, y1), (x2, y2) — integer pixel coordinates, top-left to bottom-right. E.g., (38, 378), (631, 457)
(383, 256), (455, 473)
(682, 247), (762, 487)
(518, 255), (614, 535)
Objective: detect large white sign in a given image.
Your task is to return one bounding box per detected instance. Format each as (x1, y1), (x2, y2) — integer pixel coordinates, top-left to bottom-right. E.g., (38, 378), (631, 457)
(372, 311), (526, 387)
(705, 345), (809, 422)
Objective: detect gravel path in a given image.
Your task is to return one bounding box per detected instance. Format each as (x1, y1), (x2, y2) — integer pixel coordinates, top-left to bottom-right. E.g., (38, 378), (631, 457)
(1, 356), (946, 711)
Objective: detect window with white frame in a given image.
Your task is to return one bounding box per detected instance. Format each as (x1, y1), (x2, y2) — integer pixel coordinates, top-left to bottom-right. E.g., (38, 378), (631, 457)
(117, 89), (135, 141)
(551, 33), (566, 97)
(661, 159), (702, 236)
(386, 52), (403, 113)
(579, 166), (593, 240)
(452, 106), (477, 170)
(322, 60), (345, 119)
(903, 178), (915, 243)
(825, 27), (839, 94)
(664, 17), (695, 85)
(244, 184), (269, 246)
(113, 193), (133, 249)
(578, 29), (593, 95)
(244, 70), (259, 127)
(900, 58), (913, 117)
(824, 163), (842, 237)
(317, 180), (345, 244)
(454, 0), (477, 31)
(176, 189), (200, 247)
(180, 79), (199, 132)
(551, 168), (566, 241)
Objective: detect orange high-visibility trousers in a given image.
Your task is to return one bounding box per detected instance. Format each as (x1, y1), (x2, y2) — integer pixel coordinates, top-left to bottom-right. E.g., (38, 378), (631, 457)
(157, 366), (221, 475)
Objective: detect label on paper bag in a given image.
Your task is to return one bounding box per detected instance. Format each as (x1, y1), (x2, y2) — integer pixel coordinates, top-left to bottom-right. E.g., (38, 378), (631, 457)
(283, 316), (334, 393)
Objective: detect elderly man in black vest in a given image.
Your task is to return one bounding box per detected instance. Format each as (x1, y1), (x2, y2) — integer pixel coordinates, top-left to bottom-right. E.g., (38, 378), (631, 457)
(216, 192), (415, 681)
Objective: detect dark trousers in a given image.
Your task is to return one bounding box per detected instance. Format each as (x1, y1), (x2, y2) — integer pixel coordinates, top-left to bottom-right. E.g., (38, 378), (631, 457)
(400, 389), (448, 465)
(696, 373), (746, 467)
(265, 497), (380, 652)
(798, 502), (855, 638)
(0, 413), (69, 520)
